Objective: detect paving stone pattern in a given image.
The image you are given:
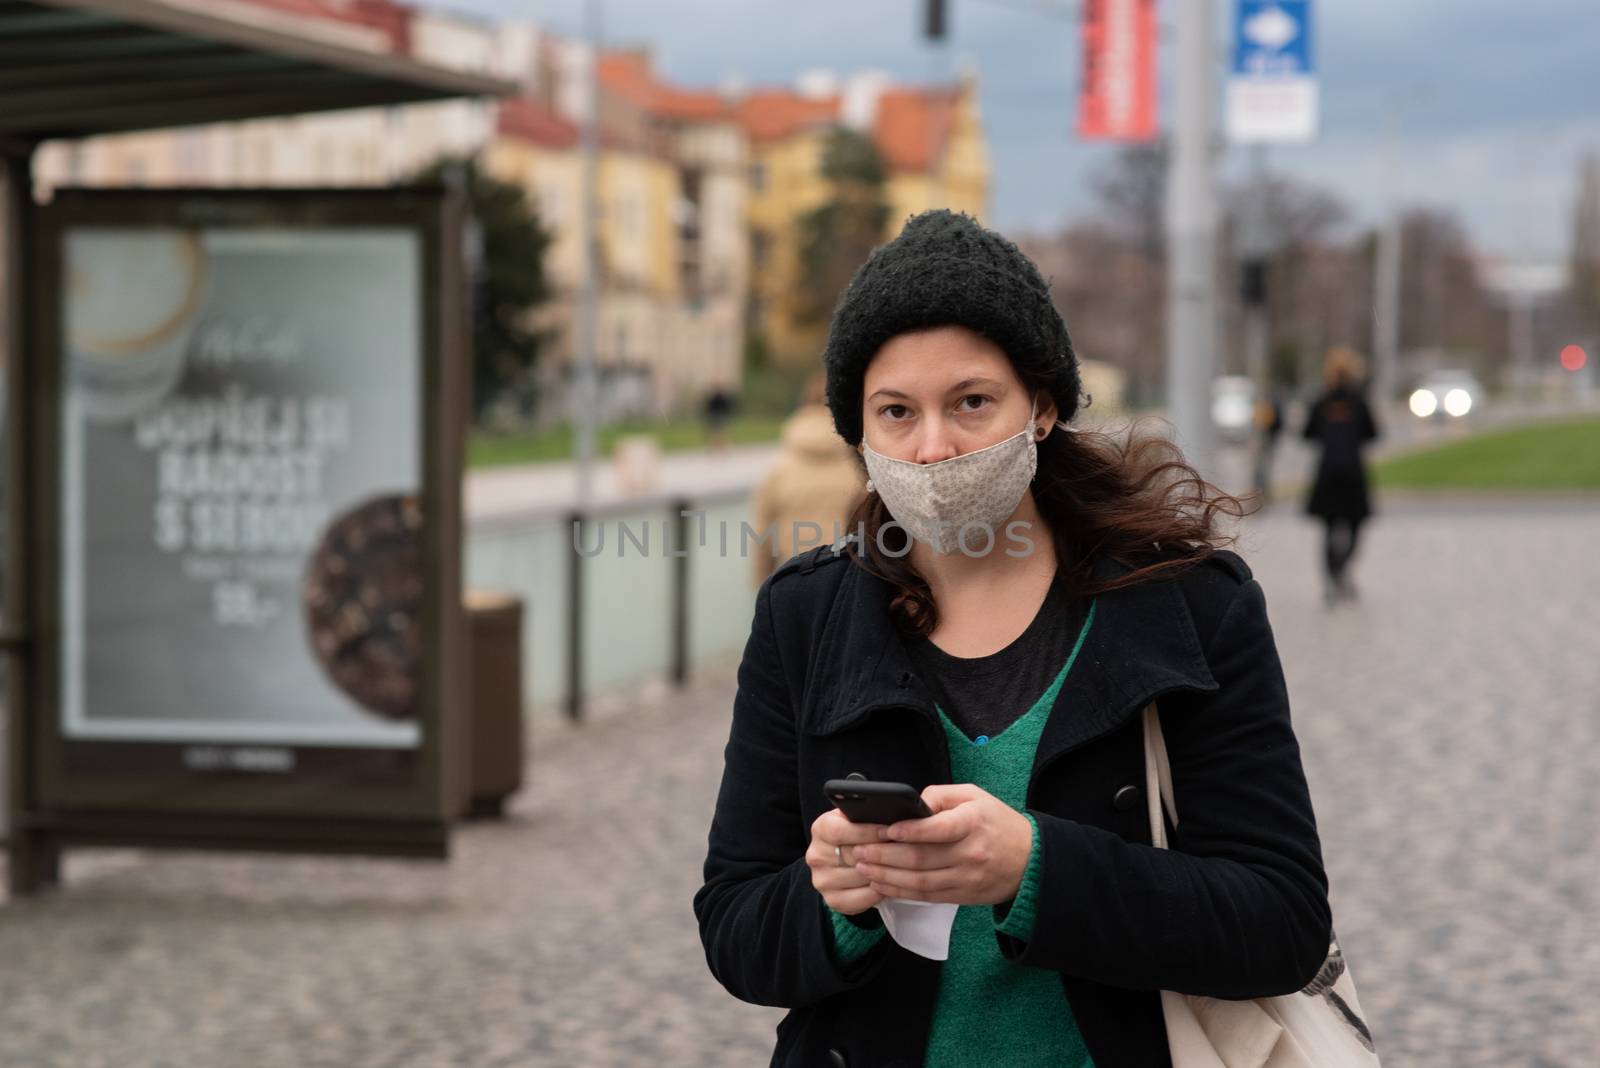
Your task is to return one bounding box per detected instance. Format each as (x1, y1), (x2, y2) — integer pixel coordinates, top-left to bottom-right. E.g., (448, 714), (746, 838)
(0, 498), (1595, 1067)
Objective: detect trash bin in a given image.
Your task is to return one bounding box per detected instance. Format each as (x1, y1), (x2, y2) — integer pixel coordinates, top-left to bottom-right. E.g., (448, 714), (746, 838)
(463, 590), (526, 818)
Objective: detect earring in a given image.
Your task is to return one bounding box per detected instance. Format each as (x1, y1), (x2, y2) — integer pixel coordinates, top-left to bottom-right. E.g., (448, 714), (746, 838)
(865, 478), (876, 494)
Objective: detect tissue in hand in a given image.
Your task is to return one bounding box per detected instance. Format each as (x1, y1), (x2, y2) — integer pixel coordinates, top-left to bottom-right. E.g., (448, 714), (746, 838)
(876, 899), (960, 960)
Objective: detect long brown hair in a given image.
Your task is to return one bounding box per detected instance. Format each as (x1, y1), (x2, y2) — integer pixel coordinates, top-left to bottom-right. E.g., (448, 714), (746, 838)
(842, 412), (1254, 637)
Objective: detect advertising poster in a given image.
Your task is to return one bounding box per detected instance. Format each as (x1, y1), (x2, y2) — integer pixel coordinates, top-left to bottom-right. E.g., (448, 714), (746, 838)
(56, 220), (430, 772)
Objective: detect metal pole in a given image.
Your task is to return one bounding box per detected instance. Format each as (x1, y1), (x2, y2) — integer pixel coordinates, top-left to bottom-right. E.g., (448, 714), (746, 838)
(1241, 145), (1270, 388)
(1240, 147), (1274, 500)
(574, 0), (603, 508)
(1371, 105), (1402, 410)
(1371, 84), (1434, 407)
(1, 150), (23, 877)
(0, 150), (19, 859)
(1510, 291), (1535, 385)
(564, 0), (603, 725)
(1164, 0), (1218, 477)
(670, 500), (689, 688)
(565, 510), (584, 721)
(2, 147), (55, 893)
(927, 26), (950, 212)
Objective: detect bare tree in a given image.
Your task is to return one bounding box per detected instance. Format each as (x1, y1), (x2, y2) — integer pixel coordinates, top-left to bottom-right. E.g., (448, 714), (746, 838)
(1570, 153), (1600, 336)
(1040, 151), (1505, 403)
(1020, 223), (1165, 404)
(1397, 207), (1501, 373)
(1219, 171), (1350, 389)
(1090, 141), (1168, 260)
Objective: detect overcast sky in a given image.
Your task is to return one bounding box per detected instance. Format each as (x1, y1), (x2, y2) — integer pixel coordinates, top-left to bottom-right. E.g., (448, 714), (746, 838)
(437, 0), (1599, 264)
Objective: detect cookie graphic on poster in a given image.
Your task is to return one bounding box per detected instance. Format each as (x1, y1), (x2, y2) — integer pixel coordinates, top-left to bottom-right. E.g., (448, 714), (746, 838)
(302, 494), (423, 721)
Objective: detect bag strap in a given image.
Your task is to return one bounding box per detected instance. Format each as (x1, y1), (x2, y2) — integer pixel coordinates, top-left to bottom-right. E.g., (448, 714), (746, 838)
(1141, 704), (1179, 849)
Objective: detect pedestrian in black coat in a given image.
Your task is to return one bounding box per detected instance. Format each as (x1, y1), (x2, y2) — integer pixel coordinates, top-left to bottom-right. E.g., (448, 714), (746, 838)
(1303, 346), (1380, 604)
(694, 211), (1335, 1068)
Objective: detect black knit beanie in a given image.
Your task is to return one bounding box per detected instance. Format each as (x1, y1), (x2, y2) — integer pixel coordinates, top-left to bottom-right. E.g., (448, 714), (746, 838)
(822, 209), (1080, 446)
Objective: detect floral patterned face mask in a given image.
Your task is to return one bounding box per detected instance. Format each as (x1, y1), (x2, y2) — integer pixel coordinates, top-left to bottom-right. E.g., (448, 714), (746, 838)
(862, 396), (1057, 555)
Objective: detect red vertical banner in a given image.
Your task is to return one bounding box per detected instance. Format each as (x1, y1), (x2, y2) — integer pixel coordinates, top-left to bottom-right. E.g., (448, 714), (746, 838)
(1078, 0), (1158, 141)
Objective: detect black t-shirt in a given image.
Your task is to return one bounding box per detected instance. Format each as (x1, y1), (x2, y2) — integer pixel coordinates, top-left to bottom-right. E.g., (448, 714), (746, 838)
(902, 574), (1089, 743)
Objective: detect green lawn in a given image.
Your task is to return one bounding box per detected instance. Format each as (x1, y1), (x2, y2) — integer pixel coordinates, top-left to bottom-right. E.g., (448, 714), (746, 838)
(468, 414), (789, 468)
(1375, 415), (1600, 491)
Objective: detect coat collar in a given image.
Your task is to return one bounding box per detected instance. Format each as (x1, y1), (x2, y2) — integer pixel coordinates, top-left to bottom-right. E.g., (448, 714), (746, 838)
(803, 554), (1220, 769)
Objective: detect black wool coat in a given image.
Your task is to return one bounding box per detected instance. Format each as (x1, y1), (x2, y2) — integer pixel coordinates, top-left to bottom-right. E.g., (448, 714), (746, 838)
(1304, 386), (1381, 521)
(694, 544), (1332, 1068)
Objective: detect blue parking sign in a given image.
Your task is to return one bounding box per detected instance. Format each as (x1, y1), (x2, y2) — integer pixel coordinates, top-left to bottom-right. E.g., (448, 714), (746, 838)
(1228, 0), (1317, 141)
(1234, 0), (1313, 78)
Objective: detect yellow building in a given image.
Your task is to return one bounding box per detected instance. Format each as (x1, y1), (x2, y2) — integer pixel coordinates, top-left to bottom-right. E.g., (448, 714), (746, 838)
(485, 50), (747, 422)
(595, 49), (748, 413)
(876, 78), (990, 228)
(738, 72), (990, 371)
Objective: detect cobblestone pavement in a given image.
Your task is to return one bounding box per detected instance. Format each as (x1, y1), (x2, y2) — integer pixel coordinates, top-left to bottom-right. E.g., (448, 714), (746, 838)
(2, 496), (1596, 1067)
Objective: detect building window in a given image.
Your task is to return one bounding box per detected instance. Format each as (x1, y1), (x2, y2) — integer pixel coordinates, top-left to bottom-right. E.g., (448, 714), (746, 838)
(748, 161), (766, 193)
(618, 194), (642, 238)
(540, 185), (563, 225)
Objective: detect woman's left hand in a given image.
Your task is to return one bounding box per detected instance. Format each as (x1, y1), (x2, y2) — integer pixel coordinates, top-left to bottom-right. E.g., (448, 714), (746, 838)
(850, 784), (1035, 906)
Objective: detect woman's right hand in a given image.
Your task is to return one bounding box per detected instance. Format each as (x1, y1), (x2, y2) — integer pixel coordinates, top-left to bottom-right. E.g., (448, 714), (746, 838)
(807, 809), (888, 915)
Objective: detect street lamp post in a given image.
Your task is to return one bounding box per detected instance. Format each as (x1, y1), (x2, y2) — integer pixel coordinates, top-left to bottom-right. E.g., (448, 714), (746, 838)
(1371, 83), (1432, 409)
(924, 0), (955, 213)
(1165, 0), (1219, 478)
(574, 0), (603, 509)
(1240, 144), (1271, 390)
(1371, 109), (1403, 410)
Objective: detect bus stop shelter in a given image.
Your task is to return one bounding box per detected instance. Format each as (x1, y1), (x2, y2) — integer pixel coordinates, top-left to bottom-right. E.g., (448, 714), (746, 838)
(0, 0), (511, 883)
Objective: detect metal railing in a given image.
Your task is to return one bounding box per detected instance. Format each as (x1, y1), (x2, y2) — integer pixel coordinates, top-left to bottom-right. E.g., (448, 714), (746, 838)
(553, 487), (751, 721)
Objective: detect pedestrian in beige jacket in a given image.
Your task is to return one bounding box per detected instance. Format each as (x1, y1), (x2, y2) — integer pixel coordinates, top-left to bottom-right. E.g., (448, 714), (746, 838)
(749, 374), (865, 586)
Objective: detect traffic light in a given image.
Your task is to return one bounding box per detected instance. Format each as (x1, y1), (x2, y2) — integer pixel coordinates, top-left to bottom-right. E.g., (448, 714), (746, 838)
(925, 0), (947, 40)
(1240, 259), (1267, 306)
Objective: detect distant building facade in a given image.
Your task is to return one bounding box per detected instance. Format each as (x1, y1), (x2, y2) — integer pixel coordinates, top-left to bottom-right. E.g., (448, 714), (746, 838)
(738, 68), (990, 370)
(33, 1), (989, 421)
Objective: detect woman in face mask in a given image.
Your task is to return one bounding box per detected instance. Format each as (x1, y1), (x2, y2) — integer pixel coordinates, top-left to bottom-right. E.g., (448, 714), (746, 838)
(695, 211), (1343, 1068)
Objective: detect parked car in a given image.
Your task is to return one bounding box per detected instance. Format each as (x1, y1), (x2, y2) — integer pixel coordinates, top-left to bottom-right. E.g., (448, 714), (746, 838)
(1408, 369), (1483, 420)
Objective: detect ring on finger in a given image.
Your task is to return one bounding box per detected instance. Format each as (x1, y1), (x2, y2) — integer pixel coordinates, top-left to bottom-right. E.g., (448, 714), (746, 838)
(834, 844), (849, 867)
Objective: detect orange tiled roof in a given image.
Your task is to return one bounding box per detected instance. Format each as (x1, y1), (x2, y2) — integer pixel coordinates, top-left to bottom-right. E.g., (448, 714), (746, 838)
(874, 87), (960, 174)
(496, 98), (580, 149)
(734, 90), (842, 143)
(600, 50), (733, 123)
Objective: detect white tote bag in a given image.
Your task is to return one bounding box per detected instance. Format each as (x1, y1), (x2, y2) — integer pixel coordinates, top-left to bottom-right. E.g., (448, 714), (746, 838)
(1142, 705), (1380, 1068)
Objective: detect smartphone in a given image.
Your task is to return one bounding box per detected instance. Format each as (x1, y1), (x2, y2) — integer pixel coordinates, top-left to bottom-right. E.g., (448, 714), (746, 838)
(823, 779), (933, 825)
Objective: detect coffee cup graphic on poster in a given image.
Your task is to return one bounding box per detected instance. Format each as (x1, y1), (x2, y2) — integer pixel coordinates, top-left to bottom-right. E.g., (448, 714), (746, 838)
(65, 230), (207, 423)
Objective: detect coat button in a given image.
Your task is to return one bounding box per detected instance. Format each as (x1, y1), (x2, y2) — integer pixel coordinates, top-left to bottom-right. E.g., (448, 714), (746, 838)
(1112, 784), (1141, 811)
(827, 1049), (850, 1068)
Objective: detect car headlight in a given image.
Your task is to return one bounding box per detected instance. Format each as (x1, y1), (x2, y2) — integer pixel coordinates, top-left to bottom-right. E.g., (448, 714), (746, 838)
(1409, 389), (1438, 418)
(1443, 388), (1472, 417)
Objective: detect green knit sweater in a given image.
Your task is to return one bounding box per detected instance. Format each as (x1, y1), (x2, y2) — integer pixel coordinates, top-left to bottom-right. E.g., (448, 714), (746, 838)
(827, 602), (1097, 1067)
